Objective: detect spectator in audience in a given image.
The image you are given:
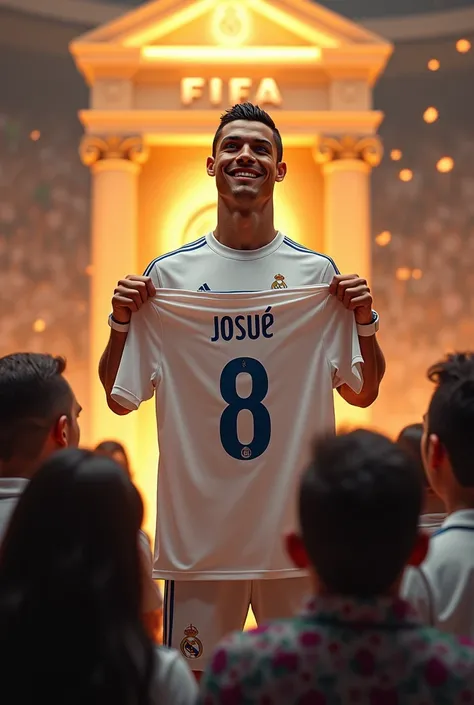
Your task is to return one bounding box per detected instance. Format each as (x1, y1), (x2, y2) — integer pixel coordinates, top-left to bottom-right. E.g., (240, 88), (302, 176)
(0, 448), (197, 705)
(200, 429), (474, 704)
(0, 352), (81, 538)
(95, 438), (163, 643)
(95, 439), (131, 477)
(402, 352), (474, 638)
(397, 423), (446, 534)
(0, 352), (162, 637)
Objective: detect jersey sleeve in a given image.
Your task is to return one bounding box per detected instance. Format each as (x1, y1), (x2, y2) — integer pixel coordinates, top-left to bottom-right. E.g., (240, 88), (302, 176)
(400, 566), (433, 625)
(111, 301), (162, 411)
(322, 295), (363, 393)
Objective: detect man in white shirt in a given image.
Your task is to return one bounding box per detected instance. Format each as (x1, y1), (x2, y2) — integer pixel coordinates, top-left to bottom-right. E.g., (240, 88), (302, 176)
(397, 423), (446, 535)
(402, 353), (474, 638)
(99, 102), (385, 673)
(0, 352), (163, 632)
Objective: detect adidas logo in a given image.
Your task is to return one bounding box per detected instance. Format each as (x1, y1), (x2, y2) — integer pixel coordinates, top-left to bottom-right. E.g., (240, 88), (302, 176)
(198, 283), (211, 291)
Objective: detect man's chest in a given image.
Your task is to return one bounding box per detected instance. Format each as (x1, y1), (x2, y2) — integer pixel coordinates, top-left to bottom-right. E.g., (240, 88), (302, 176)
(157, 253), (331, 292)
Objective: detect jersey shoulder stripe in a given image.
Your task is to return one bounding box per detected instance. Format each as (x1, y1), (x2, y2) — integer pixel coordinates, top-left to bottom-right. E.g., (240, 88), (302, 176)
(143, 237), (207, 276)
(283, 237), (340, 274)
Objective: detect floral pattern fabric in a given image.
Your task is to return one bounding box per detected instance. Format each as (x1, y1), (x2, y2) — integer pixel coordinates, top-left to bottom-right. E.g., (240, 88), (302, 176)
(199, 596), (474, 705)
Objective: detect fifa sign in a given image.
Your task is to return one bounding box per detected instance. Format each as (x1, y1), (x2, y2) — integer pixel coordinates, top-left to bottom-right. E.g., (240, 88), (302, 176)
(180, 77), (282, 107)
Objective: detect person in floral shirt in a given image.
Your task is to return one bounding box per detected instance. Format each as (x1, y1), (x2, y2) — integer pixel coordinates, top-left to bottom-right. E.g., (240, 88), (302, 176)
(199, 430), (474, 704)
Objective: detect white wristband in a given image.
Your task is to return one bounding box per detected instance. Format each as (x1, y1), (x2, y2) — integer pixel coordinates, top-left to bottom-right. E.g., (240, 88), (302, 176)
(108, 314), (130, 333)
(356, 311), (379, 337)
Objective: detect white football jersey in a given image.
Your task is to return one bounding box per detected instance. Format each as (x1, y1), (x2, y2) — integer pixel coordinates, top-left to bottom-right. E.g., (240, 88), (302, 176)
(142, 231), (339, 292)
(112, 286), (363, 580)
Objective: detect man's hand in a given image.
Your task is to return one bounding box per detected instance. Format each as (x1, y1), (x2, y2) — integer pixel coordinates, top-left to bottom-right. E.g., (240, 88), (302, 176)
(112, 275), (156, 324)
(329, 274), (373, 325)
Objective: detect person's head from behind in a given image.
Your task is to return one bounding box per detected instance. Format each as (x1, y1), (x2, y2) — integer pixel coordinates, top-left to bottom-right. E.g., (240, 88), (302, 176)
(287, 430), (427, 598)
(0, 449), (151, 701)
(0, 353), (81, 478)
(95, 440), (131, 478)
(207, 102), (287, 208)
(423, 352), (474, 510)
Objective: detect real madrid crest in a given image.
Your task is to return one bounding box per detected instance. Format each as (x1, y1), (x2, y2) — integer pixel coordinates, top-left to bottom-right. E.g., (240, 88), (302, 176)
(180, 624), (203, 660)
(271, 274), (287, 289)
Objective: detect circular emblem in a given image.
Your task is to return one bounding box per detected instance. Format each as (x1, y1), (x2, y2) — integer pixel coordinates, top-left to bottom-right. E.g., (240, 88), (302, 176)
(211, 2), (250, 46)
(241, 446), (252, 459)
(180, 624), (203, 660)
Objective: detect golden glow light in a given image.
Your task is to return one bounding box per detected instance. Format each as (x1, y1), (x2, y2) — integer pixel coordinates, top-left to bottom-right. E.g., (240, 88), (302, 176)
(33, 319), (46, 333)
(423, 107), (439, 124)
(456, 38), (471, 53)
(390, 149), (402, 161)
(399, 169), (413, 182)
(141, 46), (322, 64)
(30, 130), (40, 141)
(427, 59), (440, 71)
(437, 157), (454, 173)
(375, 231), (391, 246)
(412, 269), (423, 280)
(211, 1), (251, 46)
(396, 268), (411, 281)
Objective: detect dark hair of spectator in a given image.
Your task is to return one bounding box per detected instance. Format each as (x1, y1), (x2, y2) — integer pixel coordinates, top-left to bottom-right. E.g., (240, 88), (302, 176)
(212, 102), (283, 162)
(0, 353), (73, 462)
(0, 448), (155, 705)
(397, 423), (426, 488)
(299, 430), (422, 597)
(95, 440), (131, 477)
(426, 352), (474, 488)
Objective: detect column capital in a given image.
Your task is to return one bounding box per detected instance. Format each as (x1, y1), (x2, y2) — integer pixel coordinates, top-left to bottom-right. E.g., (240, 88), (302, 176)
(79, 134), (150, 168)
(313, 135), (383, 168)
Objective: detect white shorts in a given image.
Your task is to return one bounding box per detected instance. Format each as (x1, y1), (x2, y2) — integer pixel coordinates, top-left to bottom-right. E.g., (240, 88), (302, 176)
(163, 576), (311, 670)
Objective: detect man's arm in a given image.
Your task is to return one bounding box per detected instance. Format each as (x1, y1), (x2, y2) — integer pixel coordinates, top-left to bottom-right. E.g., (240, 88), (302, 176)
(329, 274), (385, 408)
(338, 334), (385, 408)
(98, 274), (156, 414)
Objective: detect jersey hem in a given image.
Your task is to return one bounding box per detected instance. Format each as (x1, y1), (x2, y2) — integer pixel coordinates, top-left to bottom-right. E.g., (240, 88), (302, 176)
(152, 568), (309, 580)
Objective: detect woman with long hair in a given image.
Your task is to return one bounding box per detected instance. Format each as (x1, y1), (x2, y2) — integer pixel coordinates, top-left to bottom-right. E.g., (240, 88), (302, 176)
(0, 448), (197, 705)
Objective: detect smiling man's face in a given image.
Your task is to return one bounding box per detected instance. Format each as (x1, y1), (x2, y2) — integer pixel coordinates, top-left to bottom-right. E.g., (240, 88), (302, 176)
(207, 120), (286, 207)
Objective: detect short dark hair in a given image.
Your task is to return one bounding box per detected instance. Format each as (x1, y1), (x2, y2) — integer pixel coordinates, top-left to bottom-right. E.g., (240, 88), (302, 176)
(0, 353), (73, 462)
(397, 423), (426, 488)
(426, 352), (474, 487)
(299, 430), (422, 597)
(212, 102), (283, 162)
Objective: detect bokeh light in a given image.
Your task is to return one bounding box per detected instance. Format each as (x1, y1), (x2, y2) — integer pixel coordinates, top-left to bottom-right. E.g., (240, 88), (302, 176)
(423, 107), (439, 124)
(85, 264), (94, 276)
(396, 268), (411, 281)
(456, 39), (471, 54)
(427, 59), (440, 71)
(375, 231), (392, 247)
(412, 269), (423, 280)
(30, 130), (40, 141)
(390, 149), (402, 161)
(33, 319), (46, 333)
(437, 157), (454, 173)
(399, 169), (413, 182)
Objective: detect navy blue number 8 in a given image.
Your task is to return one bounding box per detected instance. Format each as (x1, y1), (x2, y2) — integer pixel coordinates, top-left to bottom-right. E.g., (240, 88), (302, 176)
(219, 357), (271, 461)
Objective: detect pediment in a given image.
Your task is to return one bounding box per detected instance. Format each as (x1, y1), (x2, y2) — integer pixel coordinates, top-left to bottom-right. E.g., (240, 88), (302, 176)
(72, 0), (391, 53)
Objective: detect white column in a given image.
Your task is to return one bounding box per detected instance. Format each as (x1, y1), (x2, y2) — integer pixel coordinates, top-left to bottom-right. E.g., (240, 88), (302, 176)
(322, 159), (371, 278)
(80, 136), (149, 458)
(315, 135), (383, 429)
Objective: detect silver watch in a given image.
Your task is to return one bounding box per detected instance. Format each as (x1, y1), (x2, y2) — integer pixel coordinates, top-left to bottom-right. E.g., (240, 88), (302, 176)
(356, 310), (379, 337)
